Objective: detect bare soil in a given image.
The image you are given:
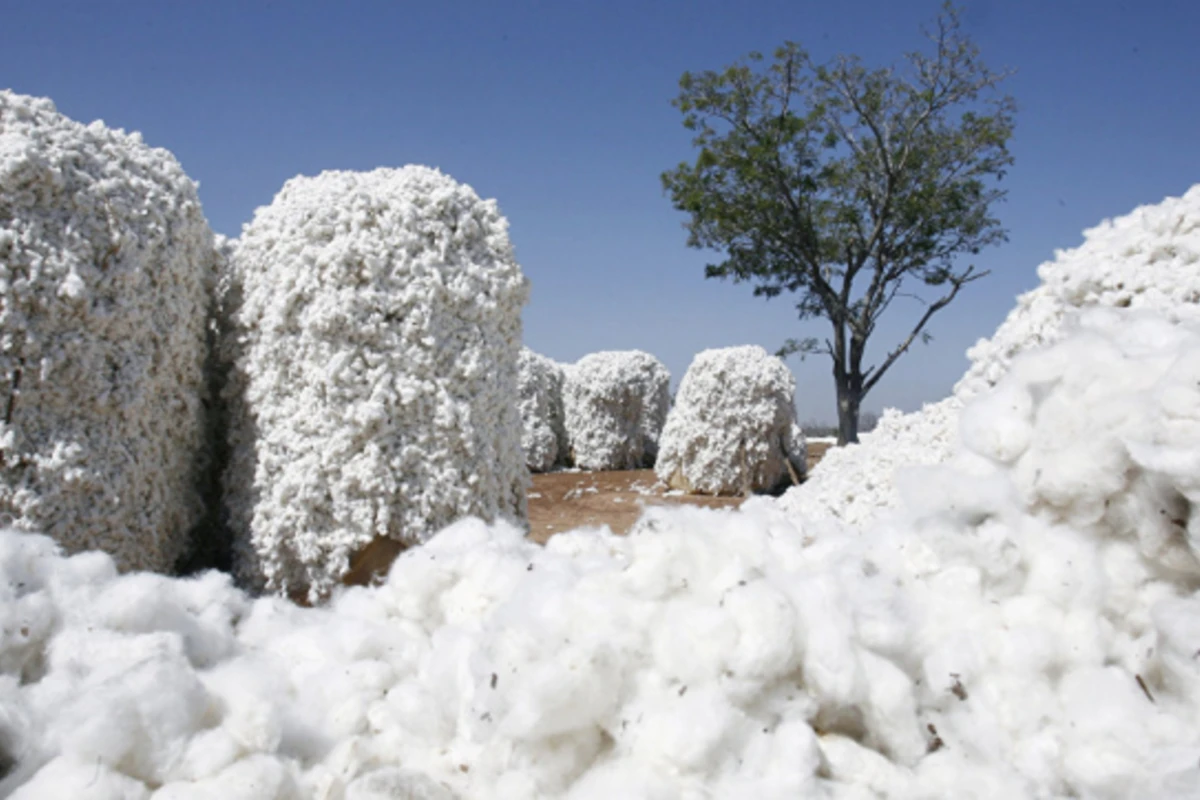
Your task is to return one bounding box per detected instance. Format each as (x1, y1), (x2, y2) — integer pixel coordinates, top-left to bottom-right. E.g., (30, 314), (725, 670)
(526, 442), (831, 543)
(343, 442), (832, 589)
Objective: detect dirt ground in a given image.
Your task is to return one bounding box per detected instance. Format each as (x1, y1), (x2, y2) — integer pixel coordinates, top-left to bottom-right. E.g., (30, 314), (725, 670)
(343, 442), (831, 588)
(526, 442), (831, 543)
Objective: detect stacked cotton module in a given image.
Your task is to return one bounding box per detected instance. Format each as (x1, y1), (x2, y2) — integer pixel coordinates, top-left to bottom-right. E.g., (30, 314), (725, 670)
(779, 185), (1200, 527)
(655, 345), (807, 495)
(221, 166), (530, 602)
(0, 91), (215, 573)
(5, 308), (1200, 797)
(562, 350), (670, 470)
(517, 348), (568, 472)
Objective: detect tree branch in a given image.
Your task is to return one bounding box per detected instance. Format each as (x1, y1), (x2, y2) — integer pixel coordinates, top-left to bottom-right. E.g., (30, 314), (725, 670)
(861, 266), (988, 394)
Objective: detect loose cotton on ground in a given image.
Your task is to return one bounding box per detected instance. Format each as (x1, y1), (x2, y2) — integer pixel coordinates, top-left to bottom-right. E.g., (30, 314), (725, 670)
(0, 91), (215, 573)
(779, 184), (1200, 527)
(517, 348), (568, 472)
(655, 345), (807, 495)
(221, 167), (529, 601)
(562, 351), (669, 471)
(4, 309), (1200, 798)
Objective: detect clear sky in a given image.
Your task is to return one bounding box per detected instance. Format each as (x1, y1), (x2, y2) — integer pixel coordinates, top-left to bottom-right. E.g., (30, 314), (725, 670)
(3, 0), (1198, 423)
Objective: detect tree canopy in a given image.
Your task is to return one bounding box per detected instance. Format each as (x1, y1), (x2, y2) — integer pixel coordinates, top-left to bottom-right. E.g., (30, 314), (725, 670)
(662, 2), (1016, 443)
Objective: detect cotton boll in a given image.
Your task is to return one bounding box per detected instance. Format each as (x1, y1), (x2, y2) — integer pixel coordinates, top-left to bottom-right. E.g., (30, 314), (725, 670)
(651, 598), (738, 686)
(1152, 595), (1200, 700)
(626, 682), (745, 773)
(83, 571), (243, 668)
(0, 675), (30, 787)
(201, 659), (287, 755)
(1057, 666), (1162, 797)
(959, 380), (1034, 464)
(910, 748), (1034, 800)
(709, 718), (822, 797)
(170, 726), (245, 784)
(46, 634), (213, 785)
(896, 456), (1013, 528)
(344, 767), (459, 800)
(381, 549), (461, 629)
(9, 755), (150, 800)
(374, 682), (453, 745)
(563, 761), (680, 800)
(794, 575), (862, 708)
(721, 580), (801, 683)
(0, 581), (55, 682)
(817, 734), (916, 797)
(1020, 525), (1104, 611)
(496, 632), (624, 740)
(856, 650), (923, 765)
(152, 754), (303, 800)
(920, 630), (987, 704)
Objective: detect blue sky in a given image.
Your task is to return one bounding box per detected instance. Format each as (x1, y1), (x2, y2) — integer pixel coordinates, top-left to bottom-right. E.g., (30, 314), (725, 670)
(3, 0), (1198, 423)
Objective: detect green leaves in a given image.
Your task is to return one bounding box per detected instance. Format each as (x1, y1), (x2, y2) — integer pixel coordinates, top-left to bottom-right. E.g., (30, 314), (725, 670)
(662, 2), (1015, 441)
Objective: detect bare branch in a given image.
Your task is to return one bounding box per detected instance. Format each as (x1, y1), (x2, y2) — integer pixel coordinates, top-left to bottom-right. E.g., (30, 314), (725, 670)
(862, 266), (989, 394)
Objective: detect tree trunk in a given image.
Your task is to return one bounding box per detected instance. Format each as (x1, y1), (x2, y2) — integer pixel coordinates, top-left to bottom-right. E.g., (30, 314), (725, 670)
(831, 322), (866, 446)
(835, 378), (861, 446)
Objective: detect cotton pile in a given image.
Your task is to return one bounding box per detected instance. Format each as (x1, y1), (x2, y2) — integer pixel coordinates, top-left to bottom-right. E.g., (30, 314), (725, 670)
(957, 184), (1200, 400)
(0, 91), (215, 573)
(4, 306), (1200, 798)
(517, 348), (568, 472)
(655, 345), (807, 495)
(562, 350), (669, 470)
(221, 166), (530, 602)
(779, 184), (1200, 527)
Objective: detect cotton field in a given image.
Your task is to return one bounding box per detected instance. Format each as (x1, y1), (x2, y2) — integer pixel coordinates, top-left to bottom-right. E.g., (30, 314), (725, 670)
(3, 87), (1200, 799)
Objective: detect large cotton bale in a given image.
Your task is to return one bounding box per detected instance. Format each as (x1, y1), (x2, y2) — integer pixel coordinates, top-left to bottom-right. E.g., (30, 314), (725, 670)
(563, 350), (670, 470)
(0, 91), (216, 572)
(518, 348), (567, 472)
(222, 166), (530, 601)
(655, 346), (806, 495)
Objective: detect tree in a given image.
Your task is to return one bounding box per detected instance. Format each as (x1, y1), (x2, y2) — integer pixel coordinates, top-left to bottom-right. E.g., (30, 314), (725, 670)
(661, 2), (1015, 444)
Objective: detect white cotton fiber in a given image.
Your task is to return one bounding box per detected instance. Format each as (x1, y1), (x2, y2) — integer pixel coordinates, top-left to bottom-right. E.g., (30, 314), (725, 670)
(345, 768), (459, 800)
(778, 397), (962, 526)
(779, 184), (1200, 527)
(958, 185), (1200, 399)
(221, 166), (530, 600)
(562, 350), (669, 470)
(5, 308), (1200, 800)
(655, 345), (806, 495)
(0, 91), (216, 573)
(518, 348), (567, 472)
(10, 186), (1200, 796)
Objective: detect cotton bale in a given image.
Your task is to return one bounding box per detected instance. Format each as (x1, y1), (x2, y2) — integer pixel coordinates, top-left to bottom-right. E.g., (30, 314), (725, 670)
(517, 348), (567, 472)
(222, 166), (529, 601)
(562, 350), (670, 470)
(656, 346), (806, 495)
(0, 91), (216, 573)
